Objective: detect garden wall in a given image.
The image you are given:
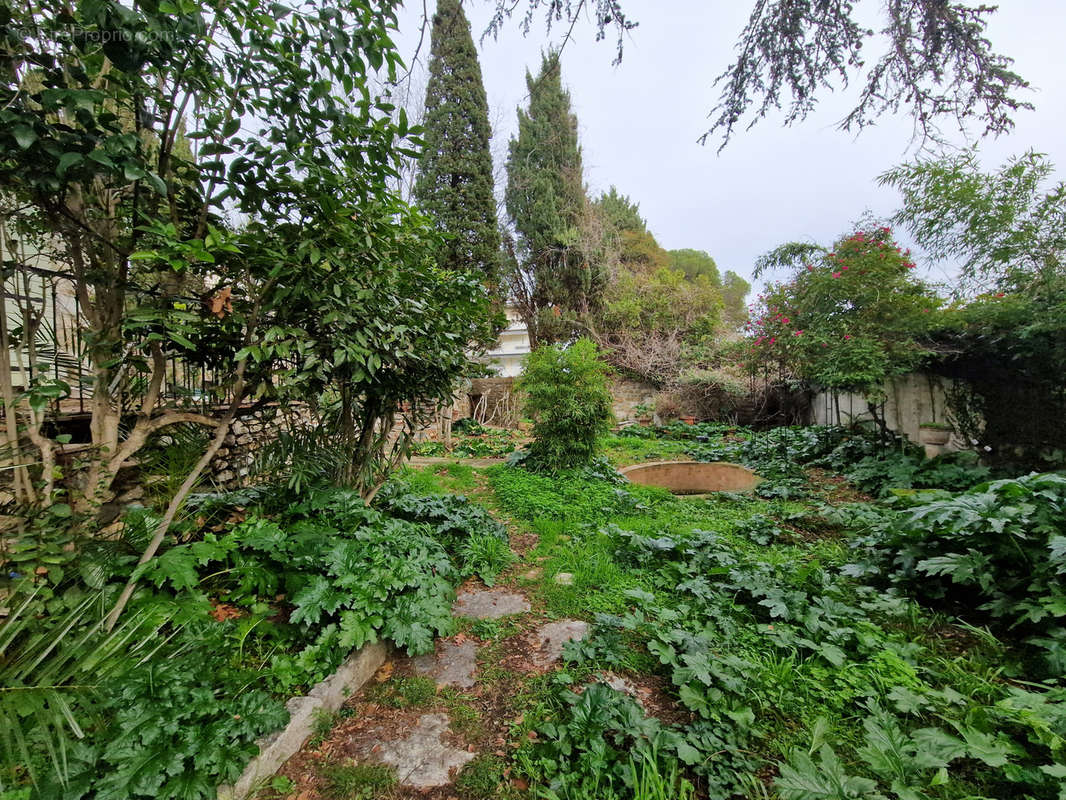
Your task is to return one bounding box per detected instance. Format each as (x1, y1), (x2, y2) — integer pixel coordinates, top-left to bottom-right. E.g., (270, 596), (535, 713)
(209, 404), (311, 489)
(611, 376), (656, 422)
(811, 373), (968, 450)
(466, 377), (520, 427)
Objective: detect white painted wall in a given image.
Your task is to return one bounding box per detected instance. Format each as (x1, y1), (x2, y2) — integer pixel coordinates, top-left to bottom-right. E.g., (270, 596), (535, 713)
(482, 306), (530, 378)
(811, 372), (972, 451)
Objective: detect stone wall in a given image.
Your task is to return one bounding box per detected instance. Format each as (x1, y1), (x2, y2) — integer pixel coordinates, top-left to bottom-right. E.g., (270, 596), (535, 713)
(210, 404), (310, 488)
(611, 377), (657, 423)
(465, 377), (520, 428)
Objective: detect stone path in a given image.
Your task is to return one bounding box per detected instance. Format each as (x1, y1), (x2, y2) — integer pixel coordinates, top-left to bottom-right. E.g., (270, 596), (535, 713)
(529, 619), (589, 668)
(277, 584), (593, 797)
(410, 639), (478, 689)
(452, 586), (530, 619)
(377, 713), (475, 788)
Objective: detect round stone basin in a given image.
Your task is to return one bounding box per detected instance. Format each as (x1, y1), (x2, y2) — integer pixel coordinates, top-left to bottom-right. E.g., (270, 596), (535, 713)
(620, 461), (762, 494)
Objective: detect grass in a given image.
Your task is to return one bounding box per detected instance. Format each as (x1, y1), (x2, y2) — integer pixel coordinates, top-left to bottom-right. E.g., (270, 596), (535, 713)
(395, 462), (479, 496)
(474, 431), (1047, 800)
(307, 706), (356, 749)
(318, 762), (396, 800)
(455, 754), (515, 799)
(602, 432), (689, 467)
(438, 687), (484, 740)
(365, 675), (438, 709)
(467, 615), (525, 642)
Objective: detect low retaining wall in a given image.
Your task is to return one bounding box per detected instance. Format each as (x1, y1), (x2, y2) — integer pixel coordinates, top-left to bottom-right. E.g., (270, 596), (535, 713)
(621, 461), (762, 494)
(218, 641), (387, 800)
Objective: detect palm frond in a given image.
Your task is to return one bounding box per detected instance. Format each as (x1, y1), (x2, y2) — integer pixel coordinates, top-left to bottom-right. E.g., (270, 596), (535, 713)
(0, 582), (171, 791)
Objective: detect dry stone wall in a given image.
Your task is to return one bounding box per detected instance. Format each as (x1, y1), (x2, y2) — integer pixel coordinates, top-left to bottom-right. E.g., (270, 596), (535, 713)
(209, 404), (310, 489)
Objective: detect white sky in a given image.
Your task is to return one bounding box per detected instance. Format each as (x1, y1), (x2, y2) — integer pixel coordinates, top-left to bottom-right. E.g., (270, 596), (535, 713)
(392, 1), (1066, 289)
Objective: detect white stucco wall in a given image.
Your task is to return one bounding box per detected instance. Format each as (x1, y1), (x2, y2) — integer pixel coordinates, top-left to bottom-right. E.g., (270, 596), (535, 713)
(811, 372), (972, 450)
(482, 306), (530, 378)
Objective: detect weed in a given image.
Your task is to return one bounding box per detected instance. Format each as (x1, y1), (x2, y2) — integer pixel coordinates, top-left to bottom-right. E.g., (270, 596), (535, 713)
(308, 707), (341, 749)
(469, 616), (524, 642)
(366, 676), (438, 709)
(318, 762), (396, 800)
(460, 533), (516, 586)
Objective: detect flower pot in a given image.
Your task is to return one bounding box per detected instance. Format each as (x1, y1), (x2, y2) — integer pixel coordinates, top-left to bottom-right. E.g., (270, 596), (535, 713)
(918, 425), (952, 446)
(637, 416), (652, 426)
(681, 415), (697, 425)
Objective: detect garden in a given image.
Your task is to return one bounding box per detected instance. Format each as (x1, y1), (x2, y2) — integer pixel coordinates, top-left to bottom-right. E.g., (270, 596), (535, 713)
(12, 372), (1065, 800)
(3, 1), (1066, 800)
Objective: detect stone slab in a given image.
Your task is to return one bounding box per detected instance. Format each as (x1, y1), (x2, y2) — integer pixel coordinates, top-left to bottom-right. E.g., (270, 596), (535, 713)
(411, 639), (478, 688)
(532, 619), (589, 667)
(452, 588), (530, 619)
(377, 713), (476, 788)
(217, 641), (387, 800)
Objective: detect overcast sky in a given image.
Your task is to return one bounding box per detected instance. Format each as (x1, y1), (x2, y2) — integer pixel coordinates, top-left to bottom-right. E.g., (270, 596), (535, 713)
(393, 1), (1066, 290)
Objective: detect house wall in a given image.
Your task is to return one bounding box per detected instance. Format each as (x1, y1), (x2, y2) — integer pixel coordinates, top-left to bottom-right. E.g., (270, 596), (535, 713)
(482, 306), (530, 378)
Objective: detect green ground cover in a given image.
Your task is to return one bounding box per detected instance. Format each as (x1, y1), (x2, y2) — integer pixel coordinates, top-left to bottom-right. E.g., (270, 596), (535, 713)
(8, 424), (1063, 800)
(2, 479), (509, 800)
(474, 425), (1066, 800)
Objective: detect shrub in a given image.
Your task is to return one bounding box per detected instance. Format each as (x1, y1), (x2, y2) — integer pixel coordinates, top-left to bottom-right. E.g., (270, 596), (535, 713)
(846, 473), (1066, 666)
(516, 338), (614, 470)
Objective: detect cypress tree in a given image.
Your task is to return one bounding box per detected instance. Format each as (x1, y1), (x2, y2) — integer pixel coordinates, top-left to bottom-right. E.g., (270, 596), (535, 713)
(505, 52), (594, 345)
(414, 0), (501, 286)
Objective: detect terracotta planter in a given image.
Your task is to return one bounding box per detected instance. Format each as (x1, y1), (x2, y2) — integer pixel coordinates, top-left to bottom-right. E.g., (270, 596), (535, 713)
(681, 415), (697, 425)
(637, 416), (652, 426)
(918, 425), (952, 446)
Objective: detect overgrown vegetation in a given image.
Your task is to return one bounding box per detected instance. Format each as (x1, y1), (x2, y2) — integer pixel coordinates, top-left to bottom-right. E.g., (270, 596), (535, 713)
(485, 423), (1064, 799)
(0, 481), (506, 798)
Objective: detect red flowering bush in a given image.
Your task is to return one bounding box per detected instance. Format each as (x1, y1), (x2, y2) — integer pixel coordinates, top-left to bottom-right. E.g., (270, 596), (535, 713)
(746, 228), (940, 394)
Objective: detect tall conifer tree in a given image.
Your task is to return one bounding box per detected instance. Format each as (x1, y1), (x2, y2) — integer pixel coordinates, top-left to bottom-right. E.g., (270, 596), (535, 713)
(414, 0), (500, 285)
(505, 52), (596, 345)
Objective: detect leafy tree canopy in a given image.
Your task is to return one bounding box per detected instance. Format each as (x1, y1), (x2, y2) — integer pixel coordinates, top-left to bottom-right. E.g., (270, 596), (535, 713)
(721, 269), (751, 330)
(669, 248), (720, 285)
(880, 149), (1066, 294)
